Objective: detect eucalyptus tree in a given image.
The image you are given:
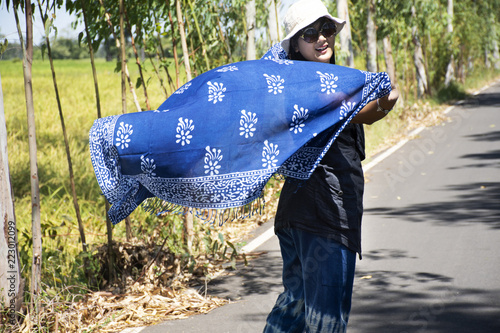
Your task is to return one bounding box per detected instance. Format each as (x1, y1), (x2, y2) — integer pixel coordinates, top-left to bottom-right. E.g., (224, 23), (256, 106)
(453, 0), (500, 76)
(124, 4), (151, 109)
(176, 0), (192, 80)
(375, 0), (411, 99)
(492, 19), (500, 69)
(246, 0), (257, 60)
(366, 0), (377, 72)
(0, 4), (24, 328)
(36, 0), (89, 262)
(101, 0), (150, 109)
(443, 0), (454, 86)
(382, 36), (396, 86)
(267, 0), (280, 46)
(393, 0), (442, 98)
(337, 0), (354, 67)
(411, 4), (428, 98)
(67, 0), (117, 280)
(0, 74), (24, 328)
(12, 0), (43, 318)
(186, 0), (211, 71)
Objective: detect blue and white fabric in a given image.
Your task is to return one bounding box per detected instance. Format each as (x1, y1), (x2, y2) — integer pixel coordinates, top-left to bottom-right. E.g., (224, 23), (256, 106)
(89, 44), (392, 225)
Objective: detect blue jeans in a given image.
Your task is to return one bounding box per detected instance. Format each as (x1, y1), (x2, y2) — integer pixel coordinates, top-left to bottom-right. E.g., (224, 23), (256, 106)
(264, 228), (356, 333)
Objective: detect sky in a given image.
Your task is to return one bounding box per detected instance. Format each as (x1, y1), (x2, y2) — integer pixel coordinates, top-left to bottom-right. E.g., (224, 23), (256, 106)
(0, 1), (293, 46)
(0, 2), (84, 45)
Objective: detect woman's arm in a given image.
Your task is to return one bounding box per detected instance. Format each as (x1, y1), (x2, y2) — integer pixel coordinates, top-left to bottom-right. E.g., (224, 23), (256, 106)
(351, 87), (400, 125)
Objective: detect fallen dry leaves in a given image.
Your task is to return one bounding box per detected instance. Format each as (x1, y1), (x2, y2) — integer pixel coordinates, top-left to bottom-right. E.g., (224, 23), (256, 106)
(11, 181), (283, 333)
(15, 284), (228, 333)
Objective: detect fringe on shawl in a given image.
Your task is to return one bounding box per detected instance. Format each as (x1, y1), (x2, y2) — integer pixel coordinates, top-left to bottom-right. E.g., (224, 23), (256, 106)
(141, 194), (266, 226)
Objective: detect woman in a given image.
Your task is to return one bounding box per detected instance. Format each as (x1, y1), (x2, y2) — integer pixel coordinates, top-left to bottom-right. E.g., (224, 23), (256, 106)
(263, 1), (399, 332)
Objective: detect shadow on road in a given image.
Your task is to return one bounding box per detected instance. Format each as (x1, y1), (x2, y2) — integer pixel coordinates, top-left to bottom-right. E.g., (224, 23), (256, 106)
(465, 130), (500, 142)
(205, 249), (283, 300)
(355, 88), (500, 332)
(351, 269), (500, 333)
(365, 180), (500, 229)
(461, 92), (500, 108)
(361, 248), (418, 261)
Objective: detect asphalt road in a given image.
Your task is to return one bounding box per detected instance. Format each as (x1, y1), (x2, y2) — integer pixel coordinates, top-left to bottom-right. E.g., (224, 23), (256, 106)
(130, 79), (500, 333)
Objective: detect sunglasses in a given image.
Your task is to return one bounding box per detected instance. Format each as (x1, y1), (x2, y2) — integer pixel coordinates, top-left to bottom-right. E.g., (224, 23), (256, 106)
(299, 21), (338, 43)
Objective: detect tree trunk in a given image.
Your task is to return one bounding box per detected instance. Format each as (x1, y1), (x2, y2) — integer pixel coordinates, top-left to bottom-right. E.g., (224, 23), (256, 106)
(0, 74), (24, 328)
(337, 0), (354, 67)
(491, 14), (500, 70)
(80, 0), (115, 282)
(366, 0), (377, 72)
(165, 5), (180, 89)
(147, 52), (169, 97)
(124, 10), (151, 110)
(382, 36), (396, 84)
(245, 0), (256, 60)
(37, 0), (88, 262)
(14, 0), (42, 317)
(493, 39), (500, 70)
(411, 5), (428, 98)
(183, 208), (194, 254)
(267, 0), (279, 45)
(97, 0), (142, 113)
(212, 2), (232, 62)
(120, 0), (127, 115)
(485, 48), (491, 69)
(173, 0), (195, 242)
(444, 0), (454, 87)
(187, 0), (210, 71)
(118, 0), (134, 240)
(176, 0), (192, 81)
(383, 35), (403, 106)
(80, 0), (102, 118)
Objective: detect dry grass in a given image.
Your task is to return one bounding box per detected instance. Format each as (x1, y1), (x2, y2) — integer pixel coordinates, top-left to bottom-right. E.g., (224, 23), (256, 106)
(16, 285), (227, 332)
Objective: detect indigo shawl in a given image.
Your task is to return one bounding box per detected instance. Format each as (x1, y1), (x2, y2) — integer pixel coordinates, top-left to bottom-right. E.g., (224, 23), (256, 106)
(89, 46), (392, 225)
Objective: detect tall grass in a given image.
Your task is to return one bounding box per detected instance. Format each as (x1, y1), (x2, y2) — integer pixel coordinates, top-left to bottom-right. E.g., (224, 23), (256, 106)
(1, 58), (169, 288)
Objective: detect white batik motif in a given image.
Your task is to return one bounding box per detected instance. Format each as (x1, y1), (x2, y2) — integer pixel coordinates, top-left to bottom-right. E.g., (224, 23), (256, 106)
(207, 81), (226, 104)
(239, 110), (258, 138)
(140, 155), (156, 176)
(290, 105), (309, 134)
(262, 140), (279, 168)
(174, 82), (192, 94)
(204, 146), (223, 176)
(175, 117), (194, 146)
(263, 74), (285, 94)
(317, 71), (339, 94)
(340, 100), (357, 120)
(216, 65), (238, 72)
(115, 122), (133, 149)
(261, 43), (293, 64)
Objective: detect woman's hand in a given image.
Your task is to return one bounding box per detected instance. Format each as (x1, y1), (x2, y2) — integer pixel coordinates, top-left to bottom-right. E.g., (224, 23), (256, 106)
(378, 87), (400, 111)
(351, 86), (399, 125)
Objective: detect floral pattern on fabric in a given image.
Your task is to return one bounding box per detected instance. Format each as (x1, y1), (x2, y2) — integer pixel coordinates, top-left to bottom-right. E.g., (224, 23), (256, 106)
(239, 110), (258, 138)
(89, 48), (392, 225)
(115, 122), (133, 149)
(290, 105), (309, 134)
(175, 118), (194, 146)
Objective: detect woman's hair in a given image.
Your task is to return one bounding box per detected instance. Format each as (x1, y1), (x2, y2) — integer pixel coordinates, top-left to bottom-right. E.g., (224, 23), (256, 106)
(288, 18), (336, 64)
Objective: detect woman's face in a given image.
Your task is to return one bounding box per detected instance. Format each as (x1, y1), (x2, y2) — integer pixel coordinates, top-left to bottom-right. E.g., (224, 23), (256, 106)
(295, 19), (336, 63)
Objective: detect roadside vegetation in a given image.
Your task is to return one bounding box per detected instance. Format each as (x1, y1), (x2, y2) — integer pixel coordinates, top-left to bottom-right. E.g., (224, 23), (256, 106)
(0, 0), (499, 331)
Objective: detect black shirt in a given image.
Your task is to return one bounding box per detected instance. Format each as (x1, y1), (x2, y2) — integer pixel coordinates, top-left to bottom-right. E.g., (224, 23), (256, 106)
(274, 123), (365, 255)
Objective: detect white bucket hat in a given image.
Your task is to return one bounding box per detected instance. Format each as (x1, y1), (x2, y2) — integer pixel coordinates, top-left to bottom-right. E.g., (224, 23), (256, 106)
(281, 0), (346, 54)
